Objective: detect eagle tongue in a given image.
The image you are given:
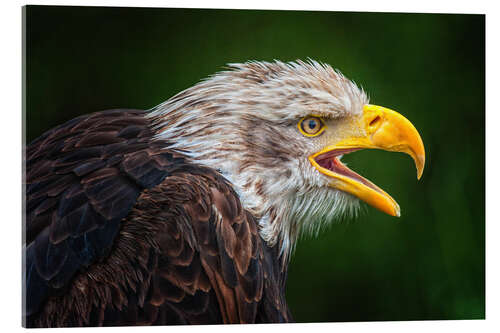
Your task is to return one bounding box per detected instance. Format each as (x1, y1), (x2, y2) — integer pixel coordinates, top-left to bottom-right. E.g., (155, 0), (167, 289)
(315, 148), (361, 170)
(316, 151), (382, 193)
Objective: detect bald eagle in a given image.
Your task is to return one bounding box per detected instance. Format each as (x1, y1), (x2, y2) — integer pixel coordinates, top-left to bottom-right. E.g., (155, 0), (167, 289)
(24, 60), (425, 327)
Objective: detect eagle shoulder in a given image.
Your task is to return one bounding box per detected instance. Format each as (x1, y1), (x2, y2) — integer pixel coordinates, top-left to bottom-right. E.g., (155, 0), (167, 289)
(25, 109), (179, 321)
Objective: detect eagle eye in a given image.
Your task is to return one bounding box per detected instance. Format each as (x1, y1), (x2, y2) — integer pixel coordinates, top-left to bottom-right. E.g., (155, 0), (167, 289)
(298, 116), (325, 137)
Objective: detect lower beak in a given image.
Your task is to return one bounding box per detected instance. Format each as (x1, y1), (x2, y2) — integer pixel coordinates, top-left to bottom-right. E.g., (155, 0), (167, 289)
(308, 104), (425, 217)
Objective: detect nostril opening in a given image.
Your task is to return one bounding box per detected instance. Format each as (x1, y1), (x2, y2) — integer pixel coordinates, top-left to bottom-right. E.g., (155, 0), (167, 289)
(369, 115), (381, 127)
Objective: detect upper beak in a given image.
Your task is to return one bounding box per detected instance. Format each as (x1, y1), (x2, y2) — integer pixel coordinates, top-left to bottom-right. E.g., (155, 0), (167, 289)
(308, 104), (425, 217)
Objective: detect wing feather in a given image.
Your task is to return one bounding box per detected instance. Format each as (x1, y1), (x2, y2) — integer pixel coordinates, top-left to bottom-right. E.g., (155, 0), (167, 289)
(25, 109), (173, 318)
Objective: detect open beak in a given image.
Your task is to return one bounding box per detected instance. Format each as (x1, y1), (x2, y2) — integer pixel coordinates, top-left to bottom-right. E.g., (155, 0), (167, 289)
(308, 104), (425, 217)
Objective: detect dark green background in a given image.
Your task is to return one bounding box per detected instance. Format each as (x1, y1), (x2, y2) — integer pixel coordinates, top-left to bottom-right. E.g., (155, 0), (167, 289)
(24, 6), (485, 322)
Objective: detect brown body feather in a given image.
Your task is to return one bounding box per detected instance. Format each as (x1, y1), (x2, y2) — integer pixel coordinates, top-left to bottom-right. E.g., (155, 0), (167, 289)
(25, 109), (291, 327)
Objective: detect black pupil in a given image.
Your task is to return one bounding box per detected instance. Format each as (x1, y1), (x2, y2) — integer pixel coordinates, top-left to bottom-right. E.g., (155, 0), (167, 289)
(308, 119), (317, 130)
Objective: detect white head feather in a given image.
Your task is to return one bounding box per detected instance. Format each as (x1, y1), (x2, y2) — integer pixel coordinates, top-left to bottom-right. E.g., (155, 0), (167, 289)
(149, 60), (369, 260)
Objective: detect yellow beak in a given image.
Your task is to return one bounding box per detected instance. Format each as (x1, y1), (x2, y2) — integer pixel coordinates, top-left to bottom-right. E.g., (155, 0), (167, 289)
(308, 104), (425, 217)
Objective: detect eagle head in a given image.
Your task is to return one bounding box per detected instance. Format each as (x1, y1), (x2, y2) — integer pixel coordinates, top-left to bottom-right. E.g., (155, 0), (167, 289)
(151, 60), (425, 257)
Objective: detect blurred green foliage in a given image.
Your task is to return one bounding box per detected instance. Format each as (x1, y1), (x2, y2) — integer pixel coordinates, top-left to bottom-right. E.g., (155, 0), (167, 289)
(25, 6), (484, 322)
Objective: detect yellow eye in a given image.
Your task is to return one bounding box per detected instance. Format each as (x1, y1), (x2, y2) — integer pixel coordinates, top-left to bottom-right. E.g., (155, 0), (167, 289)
(298, 116), (325, 137)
